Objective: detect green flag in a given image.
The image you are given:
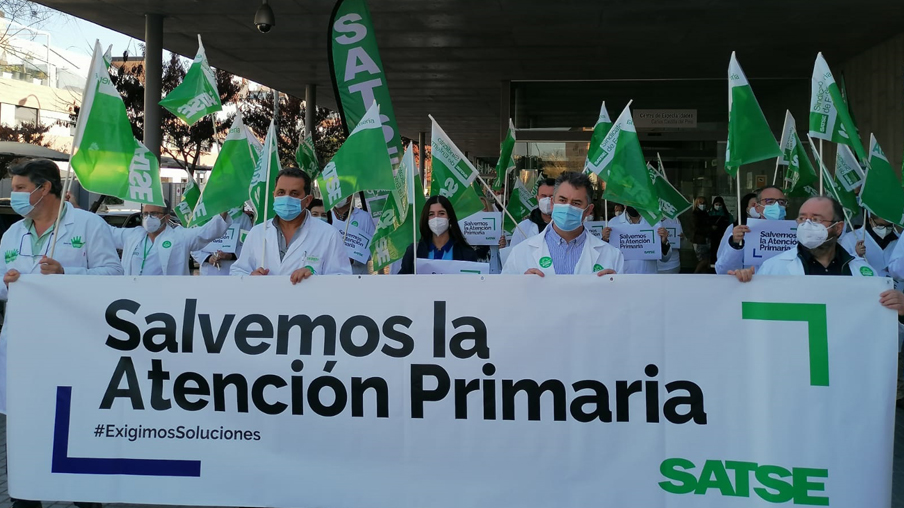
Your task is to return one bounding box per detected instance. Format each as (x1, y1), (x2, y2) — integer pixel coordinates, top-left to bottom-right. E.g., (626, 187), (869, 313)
(317, 101), (394, 211)
(70, 41), (164, 206)
(249, 121), (280, 225)
(174, 169), (200, 225)
(860, 134), (904, 227)
(777, 111), (817, 198)
(102, 44), (112, 70)
(809, 53), (867, 162)
(159, 35), (222, 126)
(725, 52), (781, 176)
(504, 179), (537, 233)
(650, 160), (692, 220)
(833, 142), (864, 192)
(429, 115), (485, 219)
(370, 144), (425, 272)
(295, 133), (320, 178)
(806, 136), (855, 219)
(587, 103), (661, 225)
(493, 119), (516, 192)
(584, 101), (613, 174)
(190, 113), (258, 226)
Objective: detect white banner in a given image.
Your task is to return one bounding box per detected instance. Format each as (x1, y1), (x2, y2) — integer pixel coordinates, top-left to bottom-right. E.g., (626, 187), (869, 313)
(415, 258), (488, 274)
(665, 226), (681, 249)
(743, 219), (799, 266)
(459, 212), (502, 246)
(584, 220), (607, 240)
(342, 221), (373, 265)
(6, 275), (897, 508)
(206, 226), (239, 254)
(609, 224), (660, 260)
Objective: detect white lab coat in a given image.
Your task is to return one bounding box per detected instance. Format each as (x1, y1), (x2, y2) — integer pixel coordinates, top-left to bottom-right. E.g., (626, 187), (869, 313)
(502, 227), (624, 275)
(881, 232), (904, 284)
(607, 214), (672, 274)
(840, 229), (900, 282)
(510, 218), (544, 247)
(714, 224), (747, 274)
(329, 207), (375, 275)
(192, 213), (254, 276)
(758, 246), (877, 276)
(0, 202), (123, 413)
(658, 217), (684, 273)
(110, 215), (231, 276)
(231, 210), (352, 276)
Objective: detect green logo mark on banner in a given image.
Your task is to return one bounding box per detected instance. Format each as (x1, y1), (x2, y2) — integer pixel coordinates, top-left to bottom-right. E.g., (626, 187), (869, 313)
(539, 256), (552, 268)
(69, 237), (85, 249)
(742, 302), (828, 386)
(162, 241), (172, 249)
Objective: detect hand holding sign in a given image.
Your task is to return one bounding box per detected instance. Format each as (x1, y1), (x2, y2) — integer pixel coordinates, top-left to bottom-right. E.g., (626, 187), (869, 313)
(742, 219), (798, 266)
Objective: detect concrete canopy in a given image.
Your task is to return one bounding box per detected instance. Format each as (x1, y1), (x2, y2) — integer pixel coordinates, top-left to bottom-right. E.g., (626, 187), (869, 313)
(34, 0), (903, 157)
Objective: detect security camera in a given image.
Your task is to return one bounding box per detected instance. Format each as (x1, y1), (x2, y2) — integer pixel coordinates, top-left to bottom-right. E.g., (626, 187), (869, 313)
(254, 0), (276, 33)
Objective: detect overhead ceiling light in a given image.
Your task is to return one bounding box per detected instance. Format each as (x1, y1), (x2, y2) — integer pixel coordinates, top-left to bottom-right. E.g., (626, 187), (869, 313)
(254, 0), (276, 33)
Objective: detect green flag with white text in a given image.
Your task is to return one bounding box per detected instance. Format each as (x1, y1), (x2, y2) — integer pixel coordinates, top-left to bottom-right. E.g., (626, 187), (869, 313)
(504, 179), (537, 233)
(725, 52), (781, 176)
(159, 35), (221, 126)
(190, 113), (258, 226)
(174, 169), (200, 225)
(296, 133), (320, 178)
(809, 53), (867, 162)
(833, 142), (864, 192)
(317, 101), (394, 211)
(370, 145), (425, 271)
(584, 101), (613, 174)
(806, 134), (856, 218)
(860, 134), (904, 226)
(649, 161), (691, 220)
(70, 41), (165, 206)
(429, 116), (485, 219)
(493, 119), (516, 192)
(777, 111), (817, 198)
(587, 103), (661, 225)
(249, 121), (280, 225)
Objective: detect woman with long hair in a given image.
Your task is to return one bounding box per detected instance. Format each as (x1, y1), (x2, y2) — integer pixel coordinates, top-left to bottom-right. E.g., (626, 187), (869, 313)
(399, 195), (478, 274)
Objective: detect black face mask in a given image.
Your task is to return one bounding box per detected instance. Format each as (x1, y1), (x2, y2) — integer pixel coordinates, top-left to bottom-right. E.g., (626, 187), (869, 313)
(626, 206), (639, 218)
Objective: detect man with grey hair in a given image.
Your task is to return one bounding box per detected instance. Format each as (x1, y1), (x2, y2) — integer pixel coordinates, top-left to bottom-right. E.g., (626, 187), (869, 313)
(716, 185), (788, 274)
(108, 200), (231, 275)
(503, 171), (623, 276)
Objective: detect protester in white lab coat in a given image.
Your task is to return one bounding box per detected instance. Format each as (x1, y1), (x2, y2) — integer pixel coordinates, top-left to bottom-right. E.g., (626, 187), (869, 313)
(191, 209), (254, 276)
(509, 177), (556, 247)
(840, 213), (900, 286)
(503, 172), (623, 276)
(232, 167), (351, 281)
(715, 186), (787, 274)
(602, 206), (672, 274)
(109, 200), (230, 276)
(657, 217), (685, 274)
(328, 195), (374, 275)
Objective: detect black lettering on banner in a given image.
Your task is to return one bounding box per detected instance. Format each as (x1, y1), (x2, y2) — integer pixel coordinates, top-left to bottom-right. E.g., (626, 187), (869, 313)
(570, 380), (613, 423)
(502, 379), (567, 421)
(276, 314), (337, 356)
(351, 377), (389, 417)
(308, 370), (347, 417)
(339, 315), (381, 357)
(381, 316), (414, 357)
(182, 299), (197, 353)
(143, 312), (178, 353)
(433, 301), (446, 358)
(454, 378), (480, 419)
(663, 381), (708, 424)
(100, 356), (144, 409)
(615, 380), (642, 422)
(105, 299), (141, 351)
(148, 358), (172, 410)
(251, 374), (288, 415)
(235, 314), (273, 355)
(449, 316), (489, 359)
(411, 364), (450, 418)
(174, 371), (210, 411)
(199, 313), (235, 354)
(213, 373), (249, 412)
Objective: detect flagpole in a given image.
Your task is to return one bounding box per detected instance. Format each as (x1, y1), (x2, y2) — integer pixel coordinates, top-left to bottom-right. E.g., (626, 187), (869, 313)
(475, 174), (528, 240)
(412, 195), (418, 275)
(811, 135), (855, 234)
(261, 127), (272, 270)
(772, 157), (781, 185)
(604, 200), (609, 223)
(48, 161), (76, 259)
(818, 139), (825, 194)
(735, 171), (742, 231)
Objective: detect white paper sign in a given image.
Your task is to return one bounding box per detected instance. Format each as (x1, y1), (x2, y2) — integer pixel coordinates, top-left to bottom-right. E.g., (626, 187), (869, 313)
(343, 222), (373, 264)
(743, 219), (799, 266)
(459, 212), (502, 246)
(584, 220), (607, 240)
(5, 275), (897, 508)
(415, 258), (489, 274)
(665, 227), (681, 249)
(609, 224), (660, 260)
(206, 226), (239, 253)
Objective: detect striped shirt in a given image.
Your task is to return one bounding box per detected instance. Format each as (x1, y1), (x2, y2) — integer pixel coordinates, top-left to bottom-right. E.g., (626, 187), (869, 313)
(544, 225), (586, 274)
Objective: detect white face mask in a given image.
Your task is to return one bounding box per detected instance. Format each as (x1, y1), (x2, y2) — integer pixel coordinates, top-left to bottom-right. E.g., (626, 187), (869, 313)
(697, 204), (706, 211)
(335, 197), (349, 209)
(538, 197), (552, 215)
(714, 204), (722, 210)
(614, 210), (623, 216)
(873, 224), (892, 239)
(748, 207), (760, 219)
(428, 217), (449, 236)
(142, 215), (162, 233)
(797, 220), (838, 249)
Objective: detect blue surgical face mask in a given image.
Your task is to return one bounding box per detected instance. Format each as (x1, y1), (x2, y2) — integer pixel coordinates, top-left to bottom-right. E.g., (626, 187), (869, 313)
(762, 202), (786, 220)
(551, 203), (586, 232)
(10, 186), (43, 217)
(273, 195), (303, 221)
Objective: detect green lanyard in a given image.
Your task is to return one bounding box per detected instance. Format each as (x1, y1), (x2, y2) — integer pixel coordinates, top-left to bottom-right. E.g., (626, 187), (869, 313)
(139, 236), (152, 275)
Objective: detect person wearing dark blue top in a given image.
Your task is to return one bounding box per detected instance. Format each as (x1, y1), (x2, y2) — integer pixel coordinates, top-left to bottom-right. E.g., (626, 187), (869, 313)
(400, 195), (477, 274)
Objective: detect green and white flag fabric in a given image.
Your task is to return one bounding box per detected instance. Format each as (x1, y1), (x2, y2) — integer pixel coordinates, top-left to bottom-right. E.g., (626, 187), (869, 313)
(860, 134), (904, 226)
(370, 144), (425, 272)
(493, 119), (516, 192)
(834, 143), (864, 191)
(777, 111), (817, 198)
(174, 169), (200, 225)
(806, 134), (855, 218)
(429, 115), (485, 219)
(584, 101), (613, 174)
(649, 161), (692, 220)
(295, 133), (319, 178)
(316, 101), (394, 211)
(190, 113), (258, 226)
(504, 179), (537, 233)
(102, 44), (113, 70)
(587, 103), (661, 225)
(725, 52), (781, 176)
(249, 121), (280, 225)
(809, 53), (867, 162)
(159, 35), (222, 126)
(70, 41), (165, 206)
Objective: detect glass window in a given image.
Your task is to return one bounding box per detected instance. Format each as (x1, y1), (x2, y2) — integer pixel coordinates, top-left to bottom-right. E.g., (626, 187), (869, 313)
(14, 106), (37, 127)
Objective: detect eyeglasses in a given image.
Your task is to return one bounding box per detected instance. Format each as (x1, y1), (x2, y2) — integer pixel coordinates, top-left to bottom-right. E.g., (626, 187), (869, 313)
(796, 217), (838, 226)
(141, 212), (167, 219)
(760, 198), (788, 206)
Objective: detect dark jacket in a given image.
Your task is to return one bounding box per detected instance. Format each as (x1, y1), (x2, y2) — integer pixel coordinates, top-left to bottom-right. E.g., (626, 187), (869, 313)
(399, 240), (478, 274)
(690, 209), (709, 244)
(527, 208), (548, 234)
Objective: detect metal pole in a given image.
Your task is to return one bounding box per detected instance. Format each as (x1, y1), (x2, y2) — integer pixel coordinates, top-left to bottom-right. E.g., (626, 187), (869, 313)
(272, 89), (280, 129)
(305, 84), (316, 140)
(418, 131), (426, 183)
(143, 13), (163, 159)
(819, 139), (825, 195)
